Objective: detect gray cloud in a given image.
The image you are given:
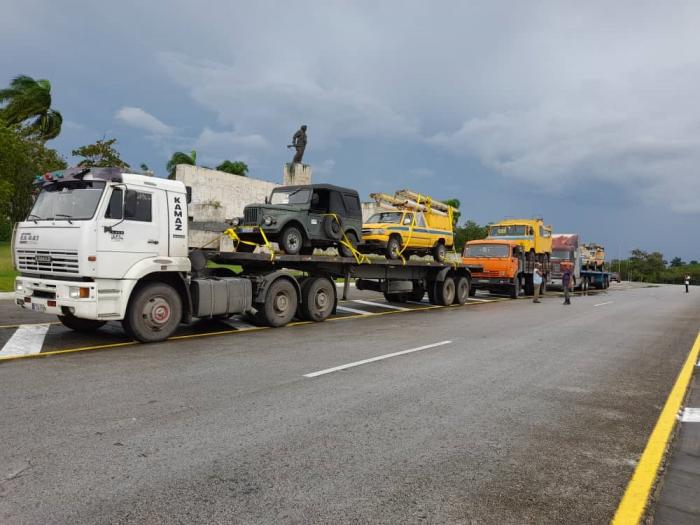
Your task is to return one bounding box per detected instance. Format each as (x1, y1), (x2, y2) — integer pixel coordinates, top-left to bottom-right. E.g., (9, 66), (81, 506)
(115, 107), (173, 135)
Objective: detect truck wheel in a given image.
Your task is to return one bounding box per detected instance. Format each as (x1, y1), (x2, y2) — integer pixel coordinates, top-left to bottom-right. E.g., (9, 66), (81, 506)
(338, 231), (358, 258)
(257, 278), (298, 327)
(510, 276), (521, 299)
(280, 225), (303, 255)
(432, 242), (446, 262)
(427, 281), (437, 304)
(122, 282), (182, 343)
(435, 277), (456, 306)
(299, 277), (335, 322)
(453, 276), (469, 305)
(409, 284), (426, 302)
(58, 315), (106, 333)
(385, 236), (401, 260)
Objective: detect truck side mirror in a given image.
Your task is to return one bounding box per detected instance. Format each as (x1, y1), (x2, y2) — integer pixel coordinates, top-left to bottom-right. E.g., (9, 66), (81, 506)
(186, 186), (192, 204)
(264, 196), (269, 204)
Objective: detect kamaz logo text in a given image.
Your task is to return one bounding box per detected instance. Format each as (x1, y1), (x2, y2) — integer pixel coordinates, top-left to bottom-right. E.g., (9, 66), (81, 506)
(173, 196), (183, 231)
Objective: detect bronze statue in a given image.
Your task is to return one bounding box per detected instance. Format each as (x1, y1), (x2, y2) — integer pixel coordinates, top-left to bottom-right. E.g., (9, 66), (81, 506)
(287, 125), (307, 164)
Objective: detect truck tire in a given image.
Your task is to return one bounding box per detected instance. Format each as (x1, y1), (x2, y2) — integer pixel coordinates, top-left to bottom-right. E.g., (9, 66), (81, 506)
(510, 276), (521, 299)
(385, 236), (401, 260)
(453, 276), (469, 305)
(409, 283), (426, 302)
(280, 225), (303, 255)
(58, 315), (106, 333)
(435, 276), (456, 306)
(255, 278), (298, 327)
(338, 231), (358, 258)
(432, 242), (446, 263)
(299, 277), (335, 322)
(122, 282), (182, 343)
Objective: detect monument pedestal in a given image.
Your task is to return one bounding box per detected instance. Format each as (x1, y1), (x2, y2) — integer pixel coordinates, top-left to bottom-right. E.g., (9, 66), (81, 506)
(284, 163), (312, 186)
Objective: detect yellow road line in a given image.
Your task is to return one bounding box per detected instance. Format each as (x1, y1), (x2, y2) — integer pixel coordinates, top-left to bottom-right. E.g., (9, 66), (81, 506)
(611, 330), (700, 524)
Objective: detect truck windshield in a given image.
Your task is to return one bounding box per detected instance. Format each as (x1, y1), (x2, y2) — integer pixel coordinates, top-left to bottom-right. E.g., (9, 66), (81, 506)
(29, 180), (106, 220)
(464, 244), (510, 258)
(552, 249), (573, 260)
(270, 188), (311, 205)
(489, 225), (527, 237)
(367, 212), (404, 224)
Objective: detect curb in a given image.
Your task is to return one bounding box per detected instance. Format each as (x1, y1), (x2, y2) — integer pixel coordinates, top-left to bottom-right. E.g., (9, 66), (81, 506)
(0, 292), (16, 300)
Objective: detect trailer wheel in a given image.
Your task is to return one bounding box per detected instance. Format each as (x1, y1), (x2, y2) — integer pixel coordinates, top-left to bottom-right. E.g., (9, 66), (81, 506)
(255, 278), (298, 327)
(299, 277), (335, 322)
(453, 276), (470, 305)
(280, 225), (304, 255)
(385, 236), (402, 260)
(122, 282), (182, 343)
(436, 276), (456, 306)
(58, 315), (106, 333)
(409, 283), (426, 302)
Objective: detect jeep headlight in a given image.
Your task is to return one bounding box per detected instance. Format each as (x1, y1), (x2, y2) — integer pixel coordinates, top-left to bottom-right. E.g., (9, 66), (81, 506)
(370, 229), (385, 235)
(263, 216), (275, 226)
(231, 217), (241, 226)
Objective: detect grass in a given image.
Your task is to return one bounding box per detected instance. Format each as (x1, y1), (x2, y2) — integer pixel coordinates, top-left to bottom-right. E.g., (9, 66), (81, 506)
(0, 241), (17, 292)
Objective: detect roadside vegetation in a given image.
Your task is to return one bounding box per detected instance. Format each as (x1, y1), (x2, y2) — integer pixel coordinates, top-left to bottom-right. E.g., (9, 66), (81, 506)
(0, 241), (16, 291)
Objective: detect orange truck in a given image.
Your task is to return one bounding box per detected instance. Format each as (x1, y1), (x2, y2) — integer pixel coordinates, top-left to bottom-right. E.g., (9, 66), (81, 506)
(461, 218), (553, 298)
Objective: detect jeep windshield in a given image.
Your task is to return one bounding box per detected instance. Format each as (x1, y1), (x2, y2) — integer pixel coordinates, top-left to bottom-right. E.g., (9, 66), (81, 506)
(489, 225), (527, 237)
(367, 212), (404, 224)
(270, 188), (311, 205)
(29, 180), (106, 221)
(463, 243), (510, 258)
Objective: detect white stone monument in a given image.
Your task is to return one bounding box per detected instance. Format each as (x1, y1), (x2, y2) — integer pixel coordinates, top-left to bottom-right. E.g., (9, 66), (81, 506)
(283, 163), (312, 186)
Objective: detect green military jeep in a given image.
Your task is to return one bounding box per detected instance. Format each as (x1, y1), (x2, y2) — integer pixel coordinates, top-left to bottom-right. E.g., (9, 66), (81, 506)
(234, 184), (363, 256)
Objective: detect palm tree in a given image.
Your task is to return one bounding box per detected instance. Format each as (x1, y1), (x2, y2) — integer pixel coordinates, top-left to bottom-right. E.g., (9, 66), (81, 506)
(166, 150), (197, 179)
(216, 160), (248, 176)
(0, 75), (63, 140)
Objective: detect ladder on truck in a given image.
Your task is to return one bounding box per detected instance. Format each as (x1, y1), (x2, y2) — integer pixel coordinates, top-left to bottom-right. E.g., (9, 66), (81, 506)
(369, 189), (457, 217)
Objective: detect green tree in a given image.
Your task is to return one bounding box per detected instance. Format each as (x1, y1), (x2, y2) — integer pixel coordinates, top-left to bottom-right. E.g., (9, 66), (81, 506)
(216, 160), (248, 176)
(166, 150), (197, 179)
(453, 219), (489, 251)
(0, 127), (66, 233)
(670, 257), (684, 267)
(140, 163), (149, 171)
(442, 198), (461, 225)
(72, 138), (130, 169)
(0, 75), (62, 140)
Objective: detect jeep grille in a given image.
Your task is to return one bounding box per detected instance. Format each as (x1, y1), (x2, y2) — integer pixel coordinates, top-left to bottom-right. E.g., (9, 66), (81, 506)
(243, 207), (261, 225)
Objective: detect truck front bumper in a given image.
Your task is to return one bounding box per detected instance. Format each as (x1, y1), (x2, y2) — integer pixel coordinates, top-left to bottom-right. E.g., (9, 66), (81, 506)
(14, 276), (135, 320)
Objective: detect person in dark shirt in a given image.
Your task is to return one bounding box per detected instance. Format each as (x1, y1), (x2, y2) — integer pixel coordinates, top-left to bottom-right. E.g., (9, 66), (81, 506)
(562, 263), (576, 305)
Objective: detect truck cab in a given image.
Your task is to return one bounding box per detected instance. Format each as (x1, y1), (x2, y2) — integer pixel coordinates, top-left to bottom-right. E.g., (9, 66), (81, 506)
(550, 234), (582, 289)
(486, 218), (552, 263)
(14, 167), (192, 340)
(462, 239), (524, 298)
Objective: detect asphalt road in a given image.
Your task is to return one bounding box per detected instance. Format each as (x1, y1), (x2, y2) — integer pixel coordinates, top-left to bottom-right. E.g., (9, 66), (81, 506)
(1, 283), (698, 524)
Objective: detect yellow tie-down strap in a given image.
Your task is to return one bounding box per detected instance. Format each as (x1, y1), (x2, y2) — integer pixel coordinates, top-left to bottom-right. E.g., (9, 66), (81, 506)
(395, 193), (424, 265)
(323, 213), (370, 265)
(223, 227), (276, 261)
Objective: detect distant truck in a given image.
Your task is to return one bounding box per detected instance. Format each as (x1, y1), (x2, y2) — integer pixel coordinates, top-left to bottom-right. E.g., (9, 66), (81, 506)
(582, 243), (605, 271)
(463, 218), (552, 298)
(550, 234), (611, 290)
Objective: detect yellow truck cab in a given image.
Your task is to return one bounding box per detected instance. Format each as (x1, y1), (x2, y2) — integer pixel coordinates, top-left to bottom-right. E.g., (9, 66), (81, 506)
(582, 243), (605, 270)
(487, 218), (553, 264)
(361, 190), (455, 261)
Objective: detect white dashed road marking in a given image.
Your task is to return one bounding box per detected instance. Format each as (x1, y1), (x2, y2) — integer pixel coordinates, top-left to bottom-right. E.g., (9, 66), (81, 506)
(680, 408), (700, 423)
(336, 305), (372, 315)
(594, 301), (614, 307)
(0, 323), (51, 358)
(352, 299), (410, 311)
(304, 340), (453, 378)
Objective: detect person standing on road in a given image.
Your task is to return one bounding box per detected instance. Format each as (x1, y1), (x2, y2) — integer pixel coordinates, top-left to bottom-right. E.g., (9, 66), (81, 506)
(562, 263), (576, 305)
(533, 263), (543, 303)
(685, 274), (691, 293)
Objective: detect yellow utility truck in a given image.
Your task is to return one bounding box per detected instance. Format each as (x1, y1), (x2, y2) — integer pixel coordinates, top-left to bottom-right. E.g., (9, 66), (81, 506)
(361, 189), (456, 262)
(582, 243), (605, 270)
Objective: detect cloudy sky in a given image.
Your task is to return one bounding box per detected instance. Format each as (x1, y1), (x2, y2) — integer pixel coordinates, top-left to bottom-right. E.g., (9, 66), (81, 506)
(3, 1), (700, 259)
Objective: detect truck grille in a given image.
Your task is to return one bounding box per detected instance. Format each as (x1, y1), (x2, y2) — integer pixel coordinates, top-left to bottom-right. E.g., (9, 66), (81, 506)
(16, 249), (79, 275)
(243, 207), (261, 225)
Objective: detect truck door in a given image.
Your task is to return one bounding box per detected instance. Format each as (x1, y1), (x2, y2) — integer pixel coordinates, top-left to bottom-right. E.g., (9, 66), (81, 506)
(97, 186), (166, 278)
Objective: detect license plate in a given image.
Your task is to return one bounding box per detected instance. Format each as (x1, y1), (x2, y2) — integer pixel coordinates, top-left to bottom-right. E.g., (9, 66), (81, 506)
(238, 227), (256, 233)
(31, 302), (46, 312)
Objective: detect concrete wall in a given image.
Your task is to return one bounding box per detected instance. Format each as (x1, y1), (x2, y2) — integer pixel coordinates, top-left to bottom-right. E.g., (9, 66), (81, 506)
(361, 201), (396, 221)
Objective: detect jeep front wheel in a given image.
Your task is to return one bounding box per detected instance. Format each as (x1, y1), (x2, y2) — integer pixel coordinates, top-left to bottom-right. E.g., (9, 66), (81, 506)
(280, 225), (303, 255)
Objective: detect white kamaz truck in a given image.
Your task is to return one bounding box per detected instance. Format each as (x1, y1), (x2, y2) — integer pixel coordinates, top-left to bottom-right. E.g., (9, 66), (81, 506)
(13, 167), (474, 343)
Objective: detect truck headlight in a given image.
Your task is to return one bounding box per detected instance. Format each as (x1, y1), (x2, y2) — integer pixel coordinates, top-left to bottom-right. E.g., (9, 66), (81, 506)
(69, 286), (90, 299)
(15, 280), (23, 292)
(263, 216), (275, 226)
(231, 217), (241, 226)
